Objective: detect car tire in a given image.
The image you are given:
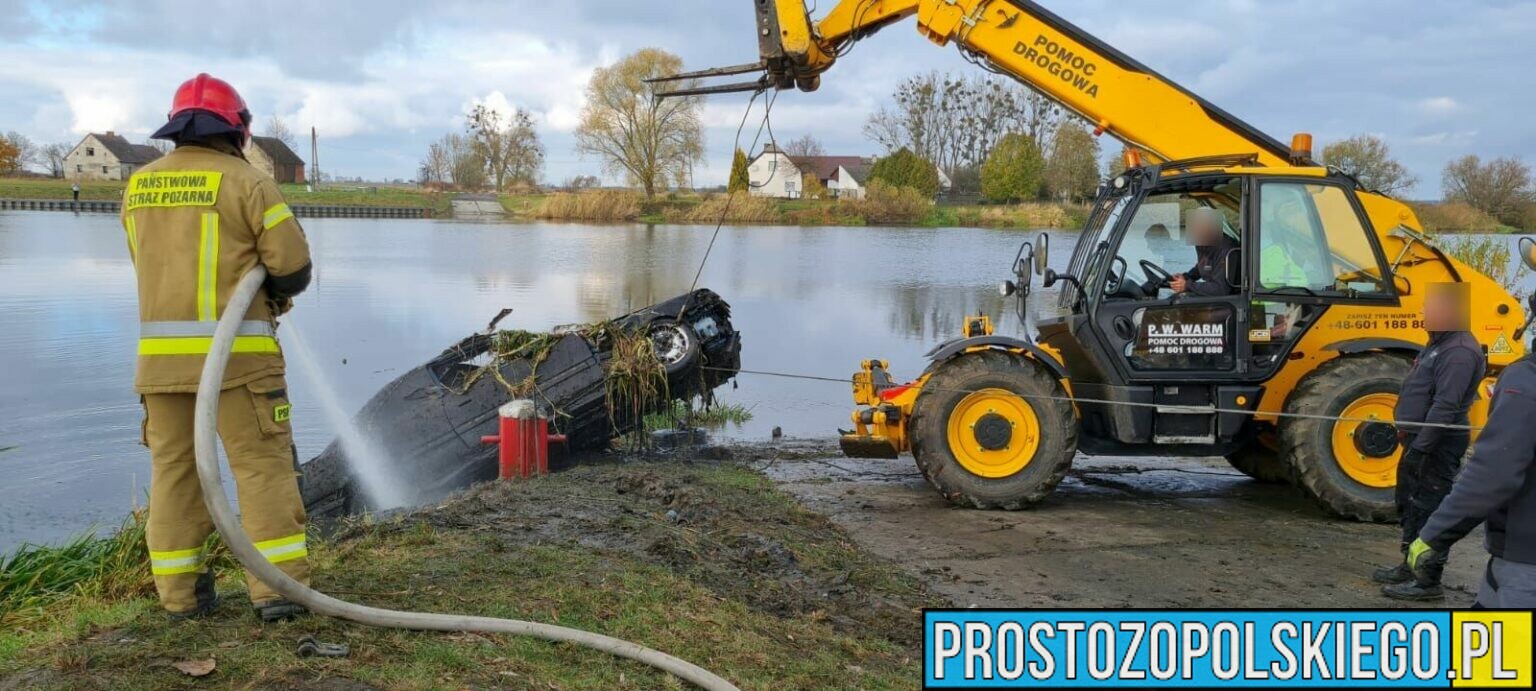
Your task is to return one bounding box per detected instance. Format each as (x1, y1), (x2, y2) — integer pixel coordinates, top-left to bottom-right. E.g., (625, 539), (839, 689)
(648, 320), (701, 376)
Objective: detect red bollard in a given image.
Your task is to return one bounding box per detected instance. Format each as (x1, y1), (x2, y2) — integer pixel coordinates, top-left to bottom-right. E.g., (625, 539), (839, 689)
(480, 401), (565, 480)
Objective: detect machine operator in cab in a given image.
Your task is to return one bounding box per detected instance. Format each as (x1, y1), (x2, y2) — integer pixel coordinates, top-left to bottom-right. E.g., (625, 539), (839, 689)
(1168, 208), (1237, 297)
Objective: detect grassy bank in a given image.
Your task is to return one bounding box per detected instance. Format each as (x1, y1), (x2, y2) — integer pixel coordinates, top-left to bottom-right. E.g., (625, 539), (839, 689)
(0, 178), (130, 202)
(514, 188), (1092, 230)
(277, 184), (451, 217)
(1, 456), (938, 689)
(0, 178), (450, 216)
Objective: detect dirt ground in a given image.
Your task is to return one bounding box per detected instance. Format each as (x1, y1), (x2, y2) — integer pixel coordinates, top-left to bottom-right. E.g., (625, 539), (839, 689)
(759, 442), (1485, 609)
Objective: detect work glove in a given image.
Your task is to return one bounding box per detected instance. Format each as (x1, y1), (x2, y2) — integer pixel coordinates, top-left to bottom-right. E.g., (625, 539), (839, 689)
(1407, 538), (1438, 571)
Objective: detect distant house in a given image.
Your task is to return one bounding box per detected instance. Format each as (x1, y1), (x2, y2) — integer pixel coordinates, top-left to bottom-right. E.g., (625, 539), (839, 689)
(793, 154), (868, 198)
(244, 136), (306, 184)
(747, 143), (802, 198)
(830, 162), (873, 200)
(746, 143), (951, 199)
(64, 132), (163, 181)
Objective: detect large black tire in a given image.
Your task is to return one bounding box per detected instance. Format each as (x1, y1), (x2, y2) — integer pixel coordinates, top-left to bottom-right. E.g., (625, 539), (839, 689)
(1224, 431), (1290, 484)
(909, 350), (1078, 509)
(1280, 354), (1413, 522)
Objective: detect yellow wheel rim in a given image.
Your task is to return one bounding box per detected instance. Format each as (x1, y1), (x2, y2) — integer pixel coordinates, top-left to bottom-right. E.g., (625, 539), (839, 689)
(946, 388), (1041, 478)
(1331, 392), (1400, 489)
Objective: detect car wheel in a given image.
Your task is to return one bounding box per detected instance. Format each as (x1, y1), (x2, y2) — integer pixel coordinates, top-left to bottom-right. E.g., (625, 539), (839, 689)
(648, 320), (701, 375)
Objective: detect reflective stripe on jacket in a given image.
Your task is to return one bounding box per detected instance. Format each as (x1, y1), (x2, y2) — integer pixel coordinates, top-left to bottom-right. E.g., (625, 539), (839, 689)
(122, 142), (311, 394)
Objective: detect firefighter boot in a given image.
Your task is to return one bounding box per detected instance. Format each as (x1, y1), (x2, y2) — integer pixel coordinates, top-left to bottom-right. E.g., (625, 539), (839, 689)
(167, 571), (220, 621)
(254, 599), (309, 623)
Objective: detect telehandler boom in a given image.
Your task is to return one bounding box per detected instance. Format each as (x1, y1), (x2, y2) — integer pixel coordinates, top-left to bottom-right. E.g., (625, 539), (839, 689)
(663, 0), (1536, 521)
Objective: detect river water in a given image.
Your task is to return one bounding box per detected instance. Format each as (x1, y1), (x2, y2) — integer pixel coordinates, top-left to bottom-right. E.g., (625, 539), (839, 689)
(0, 211), (1068, 552)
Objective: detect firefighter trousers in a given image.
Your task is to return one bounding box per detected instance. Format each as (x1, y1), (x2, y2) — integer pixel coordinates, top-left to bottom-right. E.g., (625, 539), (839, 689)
(142, 373), (309, 613)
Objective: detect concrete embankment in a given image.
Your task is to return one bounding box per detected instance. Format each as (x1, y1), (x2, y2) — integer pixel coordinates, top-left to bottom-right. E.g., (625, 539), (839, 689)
(0, 198), (427, 219)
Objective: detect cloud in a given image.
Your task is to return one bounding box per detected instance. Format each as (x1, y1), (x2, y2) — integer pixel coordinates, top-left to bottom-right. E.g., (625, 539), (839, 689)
(1408, 131), (1479, 147)
(1417, 97), (1462, 116)
(0, 0), (1533, 195)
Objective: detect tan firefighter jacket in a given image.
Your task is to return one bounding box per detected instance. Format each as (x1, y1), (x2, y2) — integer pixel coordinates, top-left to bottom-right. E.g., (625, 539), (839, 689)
(122, 142), (311, 394)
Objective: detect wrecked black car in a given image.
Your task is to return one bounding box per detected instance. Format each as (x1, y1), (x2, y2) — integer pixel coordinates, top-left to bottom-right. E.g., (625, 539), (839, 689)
(300, 289), (742, 519)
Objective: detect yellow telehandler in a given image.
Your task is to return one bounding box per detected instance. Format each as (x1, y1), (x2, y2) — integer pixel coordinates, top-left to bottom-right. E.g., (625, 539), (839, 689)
(659, 0), (1536, 521)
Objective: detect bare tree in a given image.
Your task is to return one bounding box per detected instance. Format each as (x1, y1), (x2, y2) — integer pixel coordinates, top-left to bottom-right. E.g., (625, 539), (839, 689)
(1322, 135), (1418, 196)
(784, 134), (825, 159)
(566, 174), (601, 190)
(444, 133), (486, 189)
(575, 48), (704, 199)
(143, 138), (173, 156)
(419, 136), (452, 185)
(468, 105), (544, 191)
(41, 142), (69, 178)
(1443, 155), (1534, 226)
(264, 115), (298, 149)
(862, 72), (1061, 194)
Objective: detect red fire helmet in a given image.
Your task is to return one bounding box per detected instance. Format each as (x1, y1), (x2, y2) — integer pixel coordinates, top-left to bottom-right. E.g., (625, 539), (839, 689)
(167, 73), (251, 135)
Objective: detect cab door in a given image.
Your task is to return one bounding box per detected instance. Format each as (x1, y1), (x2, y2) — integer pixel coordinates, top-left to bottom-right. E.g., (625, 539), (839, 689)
(1244, 179), (1398, 378)
(1086, 180), (1250, 384)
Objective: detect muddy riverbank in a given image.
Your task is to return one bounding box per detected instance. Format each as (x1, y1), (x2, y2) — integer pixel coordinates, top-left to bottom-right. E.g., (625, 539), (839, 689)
(763, 443), (1483, 609)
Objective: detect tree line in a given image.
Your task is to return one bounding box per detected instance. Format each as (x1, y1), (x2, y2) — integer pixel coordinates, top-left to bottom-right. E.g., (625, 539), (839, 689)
(1, 132), (77, 178)
(419, 48), (705, 197)
(1321, 134), (1536, 229)
(859, 71), (1536, 229)
(857, 71), (1102, 203)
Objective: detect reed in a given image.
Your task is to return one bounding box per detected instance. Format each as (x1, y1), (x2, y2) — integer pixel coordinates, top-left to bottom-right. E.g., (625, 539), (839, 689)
(683, 193), (784, 224)
(534, 190), (643, 221)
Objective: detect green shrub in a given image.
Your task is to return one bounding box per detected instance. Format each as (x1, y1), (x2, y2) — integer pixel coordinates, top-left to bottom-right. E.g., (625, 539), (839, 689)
(851, 180), (930, 225)
(869, 148), (940, 198)
(1411, 201), (1502, 233)
(981, 132), (1046, 203)
(1439, 234), (1526, 297)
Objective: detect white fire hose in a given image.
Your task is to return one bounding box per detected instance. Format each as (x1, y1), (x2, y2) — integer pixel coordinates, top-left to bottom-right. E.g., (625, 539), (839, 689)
(193, 267), (738, 691)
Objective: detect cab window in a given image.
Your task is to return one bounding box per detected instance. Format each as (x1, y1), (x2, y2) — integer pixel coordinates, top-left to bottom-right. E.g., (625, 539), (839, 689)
(1104, 190), (1238, 301)
(1257, 182), (1388, 295)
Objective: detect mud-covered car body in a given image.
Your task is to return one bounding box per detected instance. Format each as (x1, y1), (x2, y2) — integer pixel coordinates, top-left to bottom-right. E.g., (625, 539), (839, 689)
(301, 289), (741, 519)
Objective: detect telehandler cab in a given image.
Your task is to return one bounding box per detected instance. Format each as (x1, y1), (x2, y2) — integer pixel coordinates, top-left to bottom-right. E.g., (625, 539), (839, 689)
(660, 0), (1536, 520)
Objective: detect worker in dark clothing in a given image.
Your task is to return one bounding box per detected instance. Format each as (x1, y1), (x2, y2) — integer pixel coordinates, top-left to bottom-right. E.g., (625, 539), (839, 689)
(1408, 353), (1536, 607)
(1169, 208), (1237, 297)
(1379, 283), (1486, 600)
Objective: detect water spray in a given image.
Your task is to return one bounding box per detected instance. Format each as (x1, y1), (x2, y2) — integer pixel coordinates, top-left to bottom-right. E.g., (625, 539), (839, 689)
(281, 321), (412, 510)
(193, 268), (737, 690)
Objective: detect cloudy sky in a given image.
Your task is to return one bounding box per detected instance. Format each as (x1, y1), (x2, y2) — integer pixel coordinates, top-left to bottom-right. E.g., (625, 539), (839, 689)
(1, 0), (1531, 197)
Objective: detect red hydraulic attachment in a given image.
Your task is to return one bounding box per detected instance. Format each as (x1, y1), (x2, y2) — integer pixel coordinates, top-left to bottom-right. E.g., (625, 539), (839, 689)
(480, 400), (566, 480)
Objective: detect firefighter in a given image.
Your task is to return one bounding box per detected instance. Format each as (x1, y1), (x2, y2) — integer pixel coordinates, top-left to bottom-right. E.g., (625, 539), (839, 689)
(127, 73), (313, 621)
(1409, 352), (1536, 607)
(1378, 283), (1485, 601)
